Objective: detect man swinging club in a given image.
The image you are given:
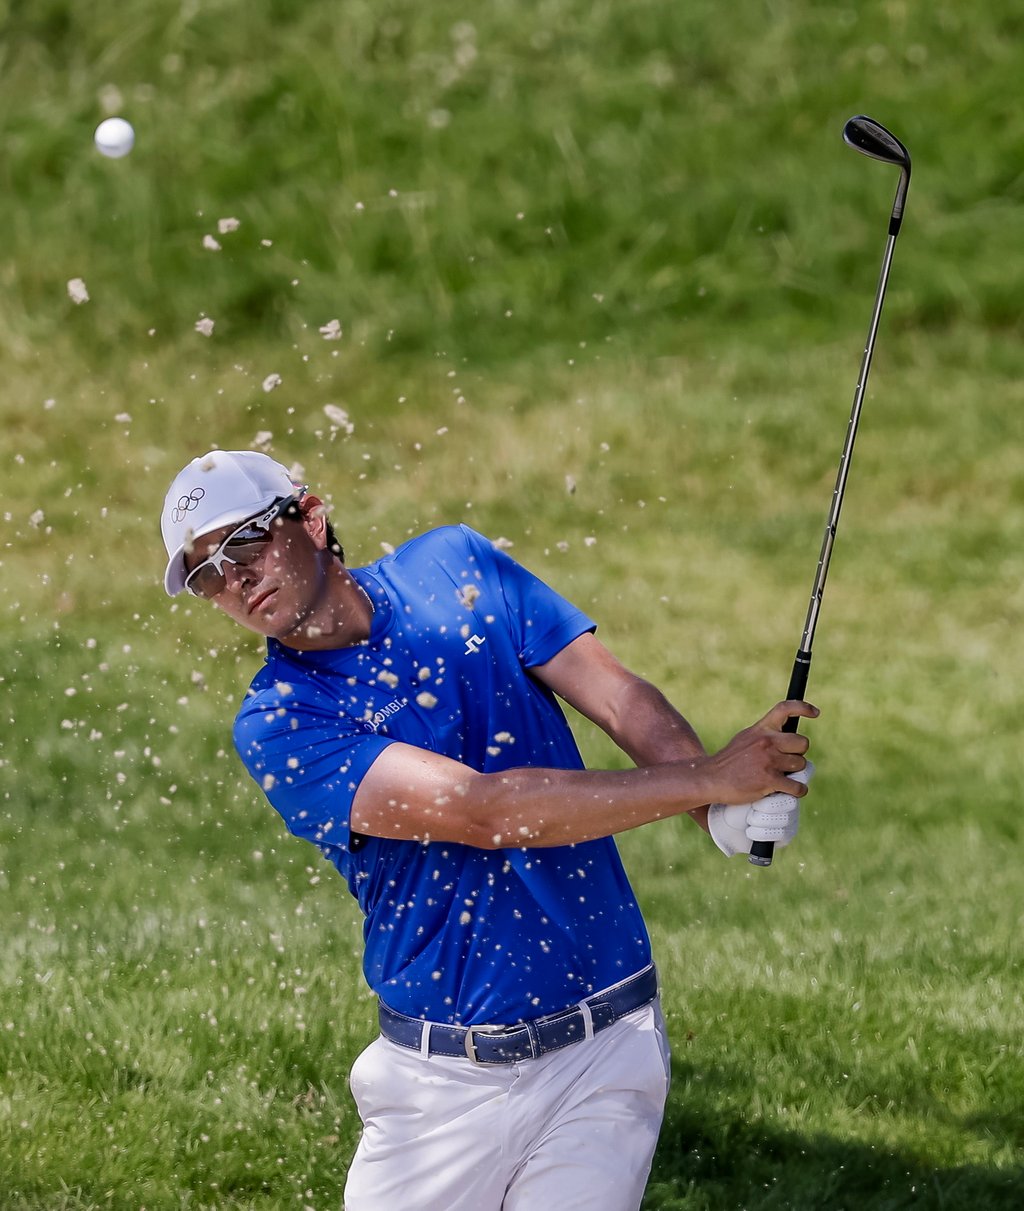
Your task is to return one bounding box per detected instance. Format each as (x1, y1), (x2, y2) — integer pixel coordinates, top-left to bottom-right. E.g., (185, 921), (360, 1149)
(160, 448), (816, 1211)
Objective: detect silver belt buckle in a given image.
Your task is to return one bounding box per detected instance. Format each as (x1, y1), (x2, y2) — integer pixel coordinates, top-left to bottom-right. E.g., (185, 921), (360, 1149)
(463, 1023), (505, 1063)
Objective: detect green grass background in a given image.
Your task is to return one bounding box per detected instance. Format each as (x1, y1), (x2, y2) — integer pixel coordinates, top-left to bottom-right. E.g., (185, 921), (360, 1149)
(2, 1), (1023, 1207)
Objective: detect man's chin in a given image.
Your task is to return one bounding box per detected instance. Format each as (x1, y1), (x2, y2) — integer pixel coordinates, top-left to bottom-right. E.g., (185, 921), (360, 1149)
(269, 605), (325, 647)
(244, 600), (300, 640)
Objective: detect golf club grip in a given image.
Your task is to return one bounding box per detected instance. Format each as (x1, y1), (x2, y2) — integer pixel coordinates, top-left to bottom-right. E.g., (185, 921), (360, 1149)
(748, 650), (812, 866)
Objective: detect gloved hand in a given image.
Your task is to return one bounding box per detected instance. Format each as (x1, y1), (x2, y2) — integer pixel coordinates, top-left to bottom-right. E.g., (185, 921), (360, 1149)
(707, 762), (815, 858)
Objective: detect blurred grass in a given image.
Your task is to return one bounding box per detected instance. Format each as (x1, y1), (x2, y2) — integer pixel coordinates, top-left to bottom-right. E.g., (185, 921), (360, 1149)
(2, 0), (1024, 1207)
(2, 0), (1023, 370)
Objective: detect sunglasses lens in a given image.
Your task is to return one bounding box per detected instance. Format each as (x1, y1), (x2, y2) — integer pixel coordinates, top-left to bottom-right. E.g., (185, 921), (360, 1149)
(225, 538), (271, 563)
(186, 562), (226, 599)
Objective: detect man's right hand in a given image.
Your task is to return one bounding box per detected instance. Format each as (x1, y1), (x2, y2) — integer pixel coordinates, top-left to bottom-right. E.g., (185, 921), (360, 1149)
(699, 699), (818, 806)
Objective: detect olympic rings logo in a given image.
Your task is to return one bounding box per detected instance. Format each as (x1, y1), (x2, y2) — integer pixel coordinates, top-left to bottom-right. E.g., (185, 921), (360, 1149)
(171, 487), (205, 524)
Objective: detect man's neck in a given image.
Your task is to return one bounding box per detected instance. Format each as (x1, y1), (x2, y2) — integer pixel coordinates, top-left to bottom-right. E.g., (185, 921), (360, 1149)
(277, 561), (374, 652)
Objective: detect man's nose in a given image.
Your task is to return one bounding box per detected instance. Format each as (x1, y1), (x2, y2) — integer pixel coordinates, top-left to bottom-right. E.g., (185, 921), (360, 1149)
(222, 559), (257, 593)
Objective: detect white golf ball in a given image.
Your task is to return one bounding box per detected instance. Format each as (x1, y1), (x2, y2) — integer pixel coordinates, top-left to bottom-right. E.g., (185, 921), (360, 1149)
(94, 117), (135, 159)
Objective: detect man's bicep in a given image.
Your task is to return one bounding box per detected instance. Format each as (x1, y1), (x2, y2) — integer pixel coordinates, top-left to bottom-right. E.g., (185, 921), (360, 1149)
(352, 742), (487, 845)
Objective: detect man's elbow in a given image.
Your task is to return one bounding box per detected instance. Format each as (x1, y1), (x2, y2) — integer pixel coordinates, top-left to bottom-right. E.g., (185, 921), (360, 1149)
(459, 770), (543, 850)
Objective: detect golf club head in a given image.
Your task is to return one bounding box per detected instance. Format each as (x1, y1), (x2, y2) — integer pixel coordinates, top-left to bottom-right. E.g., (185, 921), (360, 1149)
(842, 115), (911, 236)
(842, 115), (909, 167)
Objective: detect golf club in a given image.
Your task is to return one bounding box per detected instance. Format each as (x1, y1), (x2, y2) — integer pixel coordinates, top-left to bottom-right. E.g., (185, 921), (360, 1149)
(749, 114), (912, 867)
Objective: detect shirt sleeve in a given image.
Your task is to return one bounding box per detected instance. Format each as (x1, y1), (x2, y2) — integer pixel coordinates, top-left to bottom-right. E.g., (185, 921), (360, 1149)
(458, 525), (596, 667)
(233, 680), (394, 854)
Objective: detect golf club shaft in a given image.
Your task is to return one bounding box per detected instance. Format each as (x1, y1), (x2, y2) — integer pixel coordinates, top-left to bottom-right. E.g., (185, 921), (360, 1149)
(749, 231), (899, 867)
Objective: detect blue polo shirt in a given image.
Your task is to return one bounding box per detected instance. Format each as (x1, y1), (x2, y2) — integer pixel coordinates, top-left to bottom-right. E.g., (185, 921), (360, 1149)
(234, 525), (652, 1025)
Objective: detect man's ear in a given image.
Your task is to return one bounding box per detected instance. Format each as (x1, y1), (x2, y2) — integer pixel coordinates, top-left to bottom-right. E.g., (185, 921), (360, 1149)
(299, 494), (330, 549)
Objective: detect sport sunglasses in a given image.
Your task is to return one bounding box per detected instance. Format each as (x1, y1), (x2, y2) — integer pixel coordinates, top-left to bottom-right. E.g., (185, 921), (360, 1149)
(184, 495), (301, 599)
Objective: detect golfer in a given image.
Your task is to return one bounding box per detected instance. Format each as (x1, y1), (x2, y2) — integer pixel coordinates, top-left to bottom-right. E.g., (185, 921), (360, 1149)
(160, 449), (816, 1211)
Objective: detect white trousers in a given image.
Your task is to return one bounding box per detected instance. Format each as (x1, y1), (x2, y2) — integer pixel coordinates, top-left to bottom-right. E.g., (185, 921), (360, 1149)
(345, 1001), (670, 1211)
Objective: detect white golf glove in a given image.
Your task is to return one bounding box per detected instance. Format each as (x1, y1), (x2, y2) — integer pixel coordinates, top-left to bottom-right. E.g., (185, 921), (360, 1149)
(707, 762), (814, 858)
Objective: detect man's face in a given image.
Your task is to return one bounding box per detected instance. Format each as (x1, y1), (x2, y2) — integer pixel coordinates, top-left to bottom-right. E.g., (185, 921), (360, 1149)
(185, 510), (326, 641)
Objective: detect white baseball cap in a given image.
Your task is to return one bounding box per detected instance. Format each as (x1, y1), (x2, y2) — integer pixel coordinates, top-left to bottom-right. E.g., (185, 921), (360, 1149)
(161, 449), (300, 596)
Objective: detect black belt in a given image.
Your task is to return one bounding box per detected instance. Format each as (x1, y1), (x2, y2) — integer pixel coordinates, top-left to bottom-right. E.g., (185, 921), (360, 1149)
(377, 965), (658, 1065)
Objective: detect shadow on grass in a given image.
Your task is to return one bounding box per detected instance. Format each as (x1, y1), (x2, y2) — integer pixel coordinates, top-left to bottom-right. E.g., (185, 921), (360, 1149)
(643, 1061), (1024, 1211)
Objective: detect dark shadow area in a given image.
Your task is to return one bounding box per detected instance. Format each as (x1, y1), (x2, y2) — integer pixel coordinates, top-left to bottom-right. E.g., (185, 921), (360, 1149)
(643, 1060), (1024, 1210)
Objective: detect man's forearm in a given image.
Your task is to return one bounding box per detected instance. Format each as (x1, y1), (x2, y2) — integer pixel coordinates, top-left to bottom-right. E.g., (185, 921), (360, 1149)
(601, 676), (712, 832)
(605, 676), (707, 765)
(454, 760), (714, 850)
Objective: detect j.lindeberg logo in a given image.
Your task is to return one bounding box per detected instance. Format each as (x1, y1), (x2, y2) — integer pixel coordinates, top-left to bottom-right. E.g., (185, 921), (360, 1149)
(171, 487), (205, 524)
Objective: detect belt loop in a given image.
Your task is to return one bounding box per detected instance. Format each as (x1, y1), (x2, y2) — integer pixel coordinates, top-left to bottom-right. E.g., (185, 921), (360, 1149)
(419, 1021), (432, 1060)
(577, 997), (595, 1041)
